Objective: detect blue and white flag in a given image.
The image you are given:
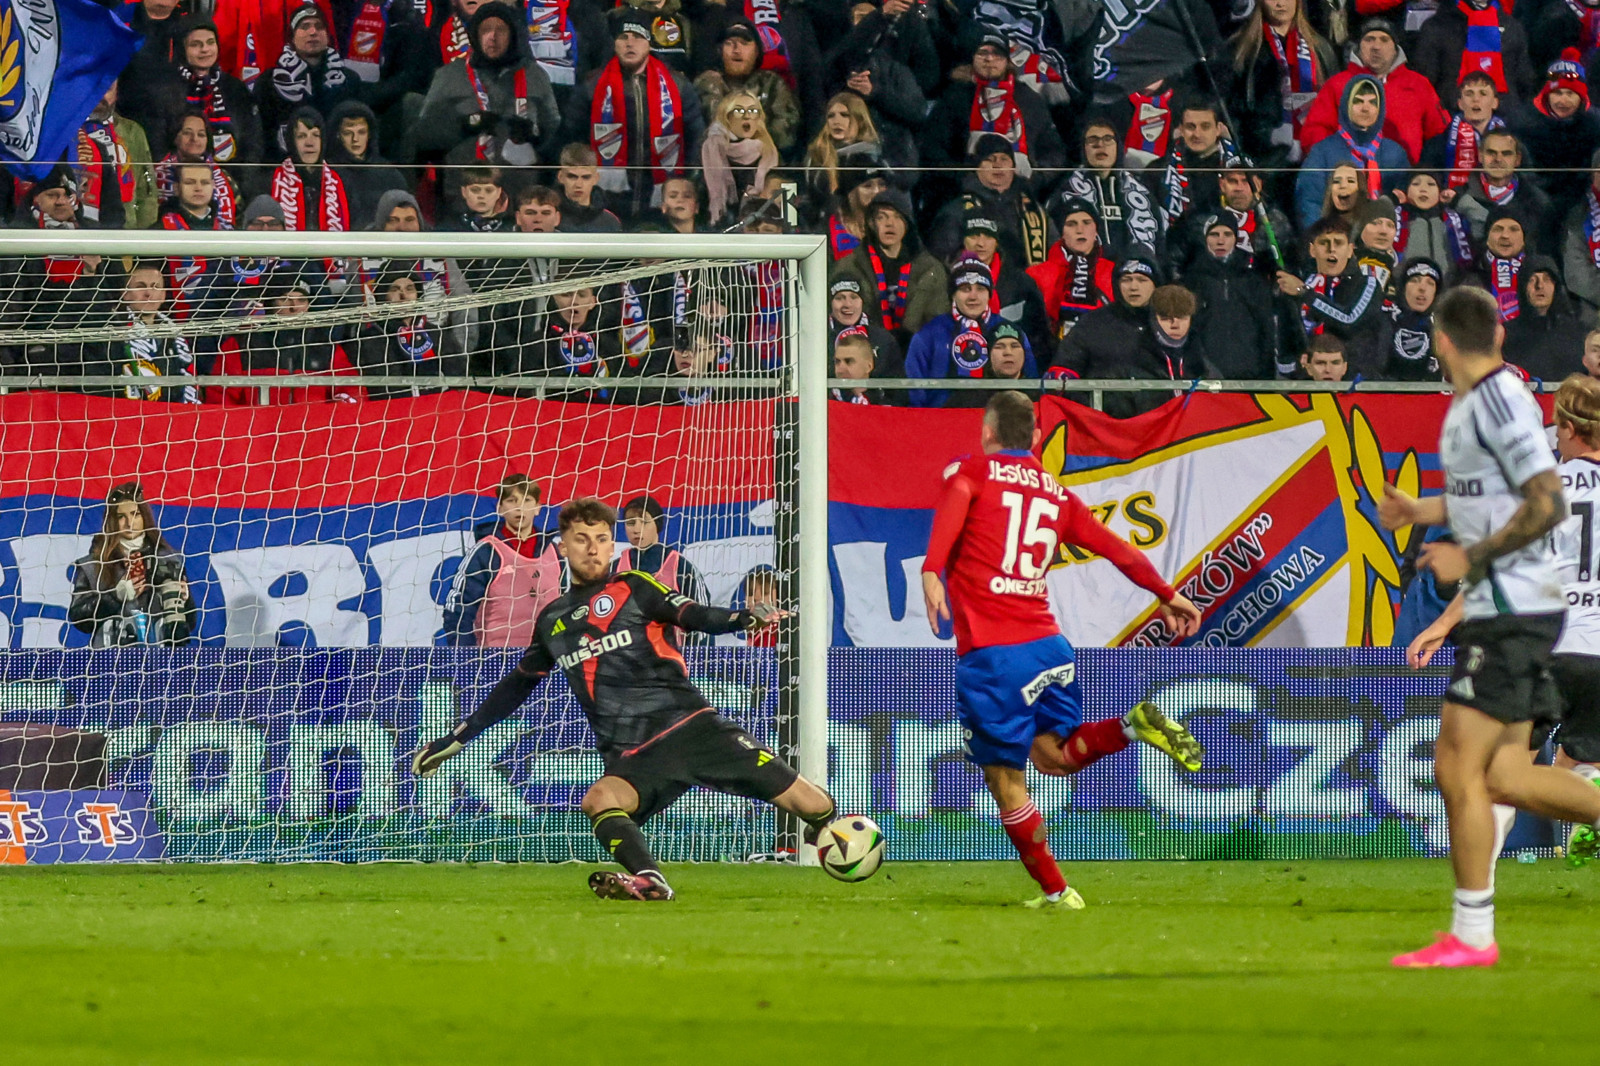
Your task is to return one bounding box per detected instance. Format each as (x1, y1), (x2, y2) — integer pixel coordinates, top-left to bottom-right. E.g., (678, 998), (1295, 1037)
(0, 0), (142, 179)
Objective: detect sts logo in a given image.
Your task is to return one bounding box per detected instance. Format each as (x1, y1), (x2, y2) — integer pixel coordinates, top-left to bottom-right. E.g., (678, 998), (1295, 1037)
(0, 797), (47, 845)
(76, 802), (139, 847)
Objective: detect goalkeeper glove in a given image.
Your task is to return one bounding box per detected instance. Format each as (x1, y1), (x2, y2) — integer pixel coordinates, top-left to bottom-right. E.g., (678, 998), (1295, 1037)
(412, 735), (465, 778)
(739, 602), (786, 630)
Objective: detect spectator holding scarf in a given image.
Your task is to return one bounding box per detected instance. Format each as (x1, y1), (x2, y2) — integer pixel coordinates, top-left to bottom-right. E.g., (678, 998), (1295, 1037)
(563, 8), (705, 221)
(1414, 0), (1535, 110)
(1028, 197), (1117, 343)
(415, 0), (563, 168)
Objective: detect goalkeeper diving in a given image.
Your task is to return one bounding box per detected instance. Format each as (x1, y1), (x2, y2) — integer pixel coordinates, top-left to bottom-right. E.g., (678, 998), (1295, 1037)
(413, 497), (838, 901)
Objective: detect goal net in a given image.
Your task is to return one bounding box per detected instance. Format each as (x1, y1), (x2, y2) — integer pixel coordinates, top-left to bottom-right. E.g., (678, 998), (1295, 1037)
(0, 230), (829, 865)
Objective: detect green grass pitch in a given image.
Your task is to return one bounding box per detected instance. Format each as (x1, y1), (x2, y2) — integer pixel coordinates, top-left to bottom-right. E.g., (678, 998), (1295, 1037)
(3, 859), (1596, 1065)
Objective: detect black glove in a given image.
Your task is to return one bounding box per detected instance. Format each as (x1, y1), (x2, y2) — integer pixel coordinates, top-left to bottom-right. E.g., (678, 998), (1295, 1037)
(462, 111), (501, 137)
(503, 115), (536, 144)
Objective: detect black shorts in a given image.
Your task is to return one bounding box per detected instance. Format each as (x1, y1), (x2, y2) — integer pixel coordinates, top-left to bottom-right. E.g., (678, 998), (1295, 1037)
(1552, 654), (1600, 763)
(603, 709), (800, 824)
(1446, 613), (1564, 731)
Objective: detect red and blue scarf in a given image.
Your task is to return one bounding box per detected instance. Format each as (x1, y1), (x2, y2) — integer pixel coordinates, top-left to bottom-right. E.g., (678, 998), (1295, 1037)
(1125, 88), (1172, 155)
(746, 0), (795, 88)
(868, 245), (913, 331)
(1459, 1), (1509, 92)
(1487, 251), (1524, 319)
(1264, 27), (1319, 134)
(591, 56), (684, 187)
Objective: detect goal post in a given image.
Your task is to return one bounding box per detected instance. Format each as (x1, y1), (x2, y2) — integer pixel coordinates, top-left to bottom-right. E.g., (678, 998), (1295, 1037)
(0, 228), (830, 864)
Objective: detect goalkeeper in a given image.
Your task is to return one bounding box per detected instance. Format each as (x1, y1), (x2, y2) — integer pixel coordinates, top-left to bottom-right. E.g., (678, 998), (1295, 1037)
(414, 497), (839, 901)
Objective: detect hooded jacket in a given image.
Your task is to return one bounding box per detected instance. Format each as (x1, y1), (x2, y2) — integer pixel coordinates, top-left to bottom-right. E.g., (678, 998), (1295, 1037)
(1299, 51), (1448, 164)
(1510, 84), (1600, 211)
(323, 100), (409, 231)
(415, 1), (563, 166)
(1503, 255), (1588, 379)
(830, 190), (949, 346)
(1186, 242), (1278, 378)
(1047, 253), (1169, 418)
(1297, 75), (1412, 228)
(927, 170), (1056, 269)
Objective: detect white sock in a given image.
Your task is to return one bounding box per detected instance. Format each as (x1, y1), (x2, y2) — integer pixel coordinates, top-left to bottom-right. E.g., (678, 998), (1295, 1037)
(1451, 887), (1495, 949)
(1488, 804), (1516, 890)
(1573, 763), (1600, 784)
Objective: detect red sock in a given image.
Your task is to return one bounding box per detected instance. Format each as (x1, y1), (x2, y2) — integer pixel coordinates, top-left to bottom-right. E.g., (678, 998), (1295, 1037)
(999, 801), (1067, 897)
(1063, 718), (1131, 771)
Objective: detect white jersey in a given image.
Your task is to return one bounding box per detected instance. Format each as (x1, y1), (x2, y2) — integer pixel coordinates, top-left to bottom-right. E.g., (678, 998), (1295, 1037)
(1439, 365), (1564, 621)
(1554, 457), (1600, 655)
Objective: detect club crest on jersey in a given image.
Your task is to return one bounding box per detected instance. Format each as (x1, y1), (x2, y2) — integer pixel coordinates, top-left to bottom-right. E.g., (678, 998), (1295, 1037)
(0, 798), (46, 845)
(75, 802), (138, 846)
(1021, 663), (1075, 705)
(592, 593), (616, 619)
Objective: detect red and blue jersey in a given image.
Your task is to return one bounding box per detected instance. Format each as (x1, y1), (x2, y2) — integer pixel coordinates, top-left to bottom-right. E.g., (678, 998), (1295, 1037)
(921, 450), (1175, 655)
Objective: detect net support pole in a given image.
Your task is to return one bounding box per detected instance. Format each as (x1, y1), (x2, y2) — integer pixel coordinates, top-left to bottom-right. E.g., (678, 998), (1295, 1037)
(795, 240), (830, 860)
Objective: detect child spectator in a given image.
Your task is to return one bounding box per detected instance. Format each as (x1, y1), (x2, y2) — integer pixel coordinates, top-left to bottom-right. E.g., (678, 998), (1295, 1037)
(554, 143), (623, 232)
(828, 279), (902, 377)
(617, 494), (710, 605)
(1386, 258), (1442, 381)
(1396, 170), (1473, 276)
(1028, 197), (1115, 344)
(1300, 332), (1348, 380)
(443, 474), (563, 646)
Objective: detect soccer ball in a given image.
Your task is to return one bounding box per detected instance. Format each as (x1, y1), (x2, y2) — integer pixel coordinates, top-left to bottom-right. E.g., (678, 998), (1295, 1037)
(815, 815), (886, 882)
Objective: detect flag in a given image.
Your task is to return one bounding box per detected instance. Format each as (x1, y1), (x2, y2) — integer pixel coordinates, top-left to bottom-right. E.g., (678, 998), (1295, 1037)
(0, 0), (142, 179)
(1085, 0), (1221, 97)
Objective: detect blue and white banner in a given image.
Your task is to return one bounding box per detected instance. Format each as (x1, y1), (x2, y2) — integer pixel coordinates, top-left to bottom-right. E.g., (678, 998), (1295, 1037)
(0, 0), (142, 179)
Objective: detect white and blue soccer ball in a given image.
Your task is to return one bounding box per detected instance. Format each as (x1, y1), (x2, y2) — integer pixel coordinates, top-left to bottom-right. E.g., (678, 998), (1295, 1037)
(815, 815), (886, 882)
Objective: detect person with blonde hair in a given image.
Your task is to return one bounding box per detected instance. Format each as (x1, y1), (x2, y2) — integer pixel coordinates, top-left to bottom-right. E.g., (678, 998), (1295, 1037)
(804, 92), (881, 200)
(701, 91), (778, 224)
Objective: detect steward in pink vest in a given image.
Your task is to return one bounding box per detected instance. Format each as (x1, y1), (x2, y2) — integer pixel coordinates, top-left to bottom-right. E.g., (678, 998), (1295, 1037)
(443, 475), (563, 646)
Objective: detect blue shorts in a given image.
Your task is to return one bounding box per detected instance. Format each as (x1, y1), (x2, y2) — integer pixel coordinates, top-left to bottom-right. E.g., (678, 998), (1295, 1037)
(955, 634), (1084, 770)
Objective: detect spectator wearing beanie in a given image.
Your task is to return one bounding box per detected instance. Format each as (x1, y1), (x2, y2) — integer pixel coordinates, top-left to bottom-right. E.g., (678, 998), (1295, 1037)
(921, 27), (1066, 198)
(927, 134), (1053, 269)
(1029, 197), (1116, 344)
(1047, 251), (1157, 388)
(1503, 256), (1587, 379)
(694, 18), (801, 153)
(942, 320), (1036, 408)
(904, 258), (1035, 408)
(1512, 50), (1600, 212)
(1414, 0), (1536, 111)
(828, 278), (903, 377)
(830, 188), (947, 348)
(1186, 213), (1278, 379)
(1169, 152), (1294, 277)
(1559, 148), (1600, 317)
(621, 0), (693, 75)
(1051, 116), (1164, 263)
(1300, 18), (1447, 165)
(1396, 170), (1473, 276)
(1465, 203), (1534, 321)
(415, 1), (563, 169)
(1386, 257), (1443, 381)
(561, 7), (705, 221)
(944, 209), (1052, 359)
(1297, 74), (1410, 229)
(258, 4), (359, 151)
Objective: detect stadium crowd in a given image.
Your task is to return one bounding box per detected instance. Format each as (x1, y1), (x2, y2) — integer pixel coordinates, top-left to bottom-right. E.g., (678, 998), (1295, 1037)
(8, 0), (1600, 412)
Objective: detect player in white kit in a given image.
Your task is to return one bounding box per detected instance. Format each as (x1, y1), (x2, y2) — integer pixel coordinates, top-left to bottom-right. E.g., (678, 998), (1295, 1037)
(1380, 290), (1600, 968)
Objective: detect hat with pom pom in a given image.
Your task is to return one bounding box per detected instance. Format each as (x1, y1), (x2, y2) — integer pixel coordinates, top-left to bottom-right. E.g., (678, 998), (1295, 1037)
(1538, 48), (1590, 114)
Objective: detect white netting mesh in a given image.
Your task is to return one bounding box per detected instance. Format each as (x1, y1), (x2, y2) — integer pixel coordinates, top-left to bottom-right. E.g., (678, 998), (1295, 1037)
(0, 240), (805, 863)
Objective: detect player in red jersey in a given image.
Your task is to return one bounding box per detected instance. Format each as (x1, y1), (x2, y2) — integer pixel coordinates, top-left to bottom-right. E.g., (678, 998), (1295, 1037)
(921, 392), (1204, 908)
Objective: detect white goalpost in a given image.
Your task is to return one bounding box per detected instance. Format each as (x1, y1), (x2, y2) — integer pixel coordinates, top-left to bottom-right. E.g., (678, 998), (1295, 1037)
(0, 228), (830, 865)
